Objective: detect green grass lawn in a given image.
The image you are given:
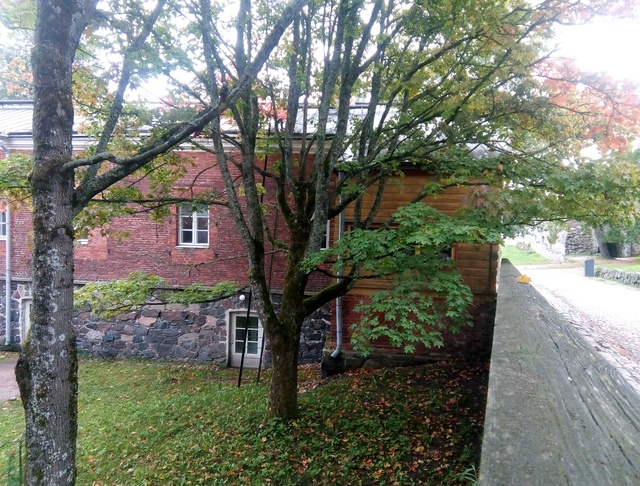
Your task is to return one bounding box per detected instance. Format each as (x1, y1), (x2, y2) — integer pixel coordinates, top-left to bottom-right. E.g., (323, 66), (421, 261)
(594, 255), (640, 273)
(1, 357), (486, 485)
(501, 245), (552, 266)
(502, 245), (640, 273)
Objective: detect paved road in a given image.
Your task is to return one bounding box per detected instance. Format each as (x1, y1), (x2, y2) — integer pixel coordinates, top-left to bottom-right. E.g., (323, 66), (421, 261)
(0, 358), (19, 401)
(516, 262), (640, 395)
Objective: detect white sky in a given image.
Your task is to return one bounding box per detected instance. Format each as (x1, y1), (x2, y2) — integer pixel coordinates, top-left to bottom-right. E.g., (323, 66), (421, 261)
(554, 17), (640, 85)
(1, 12), (640, 89)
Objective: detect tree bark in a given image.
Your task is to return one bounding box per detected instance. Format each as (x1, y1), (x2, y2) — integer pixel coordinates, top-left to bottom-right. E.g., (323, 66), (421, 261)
(266, 329), (301, 419)
(261, 233), (311, 420)
(593, 226), (612, 259)
(15, 1), (94, 484)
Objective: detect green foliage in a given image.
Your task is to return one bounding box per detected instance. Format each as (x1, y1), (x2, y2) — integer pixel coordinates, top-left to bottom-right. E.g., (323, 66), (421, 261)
(74, 272), (240, 318)
(599, 218), (640, 247)
(352, 270), (474, 356)
(0, 3), (34, 100)
(546, 221), (571, 245)
(308, 202), (502, 356)
(165, 281), (240, 305)
(0, 359), (488, 485)
(0, 153), (31, 202)
(74, 272), (166, 318)
(0, 434), (24, 486)
(453, 465), (479, 485)
(0, 385), (24, 486)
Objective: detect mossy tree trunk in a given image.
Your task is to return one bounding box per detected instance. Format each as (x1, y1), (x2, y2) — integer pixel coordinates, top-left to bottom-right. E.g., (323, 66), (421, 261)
(15, 1), (95, 484)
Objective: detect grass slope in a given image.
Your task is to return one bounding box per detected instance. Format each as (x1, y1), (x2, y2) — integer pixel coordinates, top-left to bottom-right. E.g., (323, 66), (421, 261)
(595, 256), (640, 273)
(501, 245), (552, 266)
(1, 358), (487, 485)
(503, 245), (640, 272)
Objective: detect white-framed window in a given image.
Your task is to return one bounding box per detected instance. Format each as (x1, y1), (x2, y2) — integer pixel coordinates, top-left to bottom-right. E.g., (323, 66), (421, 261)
(0, 210), (6, 239)
(320, 220), (330, 249)
(178, 203), (209, 246)
(228, 311), (264, 368)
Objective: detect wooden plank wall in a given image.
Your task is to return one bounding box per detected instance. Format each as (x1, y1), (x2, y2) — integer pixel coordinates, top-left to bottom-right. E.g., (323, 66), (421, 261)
(341, 170), (499, 296)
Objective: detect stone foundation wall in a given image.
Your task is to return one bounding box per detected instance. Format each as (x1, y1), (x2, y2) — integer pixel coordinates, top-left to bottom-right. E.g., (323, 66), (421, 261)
(0, 280), (29, 347)
(0, 280), (330, 366)
(507, 222), (600, 262)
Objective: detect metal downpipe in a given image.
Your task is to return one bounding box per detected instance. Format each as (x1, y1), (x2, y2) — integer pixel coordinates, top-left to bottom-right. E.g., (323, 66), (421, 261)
(330, 172), (345, 359)
(0, 138), (11, 345)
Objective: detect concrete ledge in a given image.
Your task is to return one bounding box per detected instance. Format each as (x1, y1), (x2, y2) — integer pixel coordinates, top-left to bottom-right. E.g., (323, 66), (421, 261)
(480, 260), (640, 485)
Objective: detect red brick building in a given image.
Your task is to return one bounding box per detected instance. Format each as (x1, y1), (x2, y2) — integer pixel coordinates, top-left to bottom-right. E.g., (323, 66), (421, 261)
(0, 100), (497, 370)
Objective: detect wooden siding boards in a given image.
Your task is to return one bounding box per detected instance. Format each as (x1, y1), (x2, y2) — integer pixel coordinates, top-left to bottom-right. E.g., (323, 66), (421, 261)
(344, 171), (499, 296)
(326, 170), (498, 367)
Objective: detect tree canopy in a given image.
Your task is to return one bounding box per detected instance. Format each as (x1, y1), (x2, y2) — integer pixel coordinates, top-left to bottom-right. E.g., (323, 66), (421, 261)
(3, 0), (640, 481)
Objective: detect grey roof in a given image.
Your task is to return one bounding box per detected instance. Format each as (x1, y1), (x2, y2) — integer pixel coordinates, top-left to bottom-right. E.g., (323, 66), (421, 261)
(0, 100), (244, 137)
(0, 100), (35, 135)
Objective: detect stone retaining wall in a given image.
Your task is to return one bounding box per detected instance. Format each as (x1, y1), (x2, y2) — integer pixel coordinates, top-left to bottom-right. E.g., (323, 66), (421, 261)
(0, 280), (330, 366)
(0, 280), (28, 347)
(565, 222), (597, 254)
(594, 267), (640, 288)
(507, 222), (600, 262)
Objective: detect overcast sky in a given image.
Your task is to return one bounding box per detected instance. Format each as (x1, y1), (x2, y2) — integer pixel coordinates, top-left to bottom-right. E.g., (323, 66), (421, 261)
(554, 16), (640, 85)
(1, 11), (639, 90)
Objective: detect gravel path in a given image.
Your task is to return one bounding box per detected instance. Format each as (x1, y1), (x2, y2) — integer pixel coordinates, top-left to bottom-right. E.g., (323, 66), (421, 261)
(517, 263), (640, 396)
(0, 359), (19, 401)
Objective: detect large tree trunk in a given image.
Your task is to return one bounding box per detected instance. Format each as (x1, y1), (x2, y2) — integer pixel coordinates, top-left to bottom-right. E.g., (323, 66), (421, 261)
(16, 168), (77, 484)
(263, 249), (307, 420)
(266, 329), (301, 419)
(15, 1), (93, 484)
(593, 226), (612, 259)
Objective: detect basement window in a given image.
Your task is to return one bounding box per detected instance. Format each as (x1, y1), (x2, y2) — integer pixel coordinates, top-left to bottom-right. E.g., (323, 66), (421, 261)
(0, 210), (6, 239)
(178, 203), (209, 247)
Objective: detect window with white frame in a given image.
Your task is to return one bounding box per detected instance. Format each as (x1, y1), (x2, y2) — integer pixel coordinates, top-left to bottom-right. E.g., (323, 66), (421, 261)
(0, 210), (6, 239)
(228, 311), (264, 368)
(178, 203), (209, 246)
(74, 223), (88, 245)
(320, 220), (330, 249)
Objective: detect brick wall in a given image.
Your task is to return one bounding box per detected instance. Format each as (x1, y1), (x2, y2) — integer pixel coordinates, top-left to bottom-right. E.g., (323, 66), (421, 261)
(0, 150), (330, 292)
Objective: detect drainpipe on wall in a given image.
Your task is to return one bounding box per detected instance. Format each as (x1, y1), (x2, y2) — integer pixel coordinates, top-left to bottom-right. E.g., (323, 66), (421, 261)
(331, 173), (345, 359)
(0, 137), (11, 346)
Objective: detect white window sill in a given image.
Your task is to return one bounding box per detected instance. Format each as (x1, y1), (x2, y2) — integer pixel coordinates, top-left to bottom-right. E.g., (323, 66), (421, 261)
(176, 244), (210, 249)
